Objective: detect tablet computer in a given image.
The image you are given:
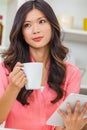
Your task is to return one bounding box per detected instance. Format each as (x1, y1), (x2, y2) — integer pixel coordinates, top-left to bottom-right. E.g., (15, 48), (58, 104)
(46, 93), (87, 126)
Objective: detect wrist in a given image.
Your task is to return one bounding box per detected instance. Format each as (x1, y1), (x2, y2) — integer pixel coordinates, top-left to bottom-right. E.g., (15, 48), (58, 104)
(8, 83), (21, 94)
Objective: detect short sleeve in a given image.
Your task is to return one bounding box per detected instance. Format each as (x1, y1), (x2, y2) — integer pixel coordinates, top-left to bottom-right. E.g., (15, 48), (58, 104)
(0, 62), (9, 98)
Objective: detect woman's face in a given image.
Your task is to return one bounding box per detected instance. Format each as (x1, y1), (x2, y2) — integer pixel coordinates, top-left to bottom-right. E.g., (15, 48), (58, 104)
(22, 8), (52, 49)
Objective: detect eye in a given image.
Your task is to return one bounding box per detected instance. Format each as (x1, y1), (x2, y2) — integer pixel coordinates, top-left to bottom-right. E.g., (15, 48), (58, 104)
(23, 23), (31, 28)
(39, 19), (46, 24)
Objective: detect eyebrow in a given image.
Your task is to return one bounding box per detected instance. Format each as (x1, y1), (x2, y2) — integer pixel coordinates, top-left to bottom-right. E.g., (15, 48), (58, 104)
(24, 16), (46, 23)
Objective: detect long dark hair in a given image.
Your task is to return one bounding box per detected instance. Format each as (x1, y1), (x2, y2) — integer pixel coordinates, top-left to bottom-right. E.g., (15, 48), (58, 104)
(2, 0), (69, 105)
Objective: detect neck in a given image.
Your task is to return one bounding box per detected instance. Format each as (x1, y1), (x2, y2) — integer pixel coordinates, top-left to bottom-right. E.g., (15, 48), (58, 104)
(30, 47), (50, 68)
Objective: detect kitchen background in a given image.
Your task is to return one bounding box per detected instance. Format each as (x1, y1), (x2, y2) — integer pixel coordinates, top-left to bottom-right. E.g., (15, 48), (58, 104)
(0, 0), (87, 127)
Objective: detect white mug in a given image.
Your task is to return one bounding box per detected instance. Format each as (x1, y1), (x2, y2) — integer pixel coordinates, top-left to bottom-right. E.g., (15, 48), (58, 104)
(22, 62), (43, 90)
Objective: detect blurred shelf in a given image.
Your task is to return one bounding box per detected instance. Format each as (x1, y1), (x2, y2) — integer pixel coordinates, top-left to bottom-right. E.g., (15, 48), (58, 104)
(62, 29), (87, 43)
(81, 84), (87, 89)
(64, 28), (87, 35)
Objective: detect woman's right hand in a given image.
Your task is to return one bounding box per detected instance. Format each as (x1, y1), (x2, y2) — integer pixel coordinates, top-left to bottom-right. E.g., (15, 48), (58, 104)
(9, 62), (27, 90)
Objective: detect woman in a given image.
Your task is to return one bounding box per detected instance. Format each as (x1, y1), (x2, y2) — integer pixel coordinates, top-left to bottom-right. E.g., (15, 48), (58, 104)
(0, 0), (87, 129)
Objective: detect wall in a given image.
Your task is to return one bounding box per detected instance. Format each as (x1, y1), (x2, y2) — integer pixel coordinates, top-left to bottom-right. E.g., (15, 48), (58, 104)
(46, 0), (87, 29)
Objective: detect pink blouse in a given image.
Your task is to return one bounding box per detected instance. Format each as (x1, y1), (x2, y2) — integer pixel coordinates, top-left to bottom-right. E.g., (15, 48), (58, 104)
(0, 62), (81, 130)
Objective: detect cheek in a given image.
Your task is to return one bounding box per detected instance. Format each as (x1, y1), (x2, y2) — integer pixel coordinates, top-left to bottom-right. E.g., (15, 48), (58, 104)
(22, 30), (31, 41)
(45, 27), (52, 40)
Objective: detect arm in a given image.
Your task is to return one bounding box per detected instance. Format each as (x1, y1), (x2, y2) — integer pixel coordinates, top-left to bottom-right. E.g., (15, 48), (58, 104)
(0, 62), (27, 124)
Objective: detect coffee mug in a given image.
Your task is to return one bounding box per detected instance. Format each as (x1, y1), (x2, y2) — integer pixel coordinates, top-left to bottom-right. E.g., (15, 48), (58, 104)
(22, 62), (43, 90)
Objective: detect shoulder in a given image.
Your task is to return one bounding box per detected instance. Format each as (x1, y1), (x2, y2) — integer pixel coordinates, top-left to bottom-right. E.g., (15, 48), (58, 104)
(65, 61), (81, 78)
(0, 62), (5, 72)
(0, 62), (9, 84)
(65, 62), (81, 80)
(62, 62), (81, 94)
(0, 62), (8, 73)
(0, 62), (9, 96)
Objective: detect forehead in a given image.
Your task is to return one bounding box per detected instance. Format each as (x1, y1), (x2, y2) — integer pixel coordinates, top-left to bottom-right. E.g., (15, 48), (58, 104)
(25, 8), (45, 21)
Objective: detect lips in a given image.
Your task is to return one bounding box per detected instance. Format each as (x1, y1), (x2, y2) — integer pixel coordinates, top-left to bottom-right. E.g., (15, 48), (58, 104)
(32, 37), (43, 42)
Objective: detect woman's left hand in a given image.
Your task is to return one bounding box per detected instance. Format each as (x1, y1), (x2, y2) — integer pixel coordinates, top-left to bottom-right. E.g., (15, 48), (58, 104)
(57, 101), (87, 130)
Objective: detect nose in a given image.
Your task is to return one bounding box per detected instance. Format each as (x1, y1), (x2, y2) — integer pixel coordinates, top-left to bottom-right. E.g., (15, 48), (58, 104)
(32, 23), (40, 34)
